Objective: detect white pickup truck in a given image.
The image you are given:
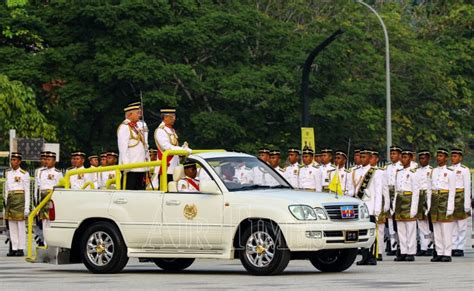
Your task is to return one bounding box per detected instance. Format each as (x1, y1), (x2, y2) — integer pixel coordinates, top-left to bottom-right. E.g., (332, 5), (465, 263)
(39, 151), (375, 275)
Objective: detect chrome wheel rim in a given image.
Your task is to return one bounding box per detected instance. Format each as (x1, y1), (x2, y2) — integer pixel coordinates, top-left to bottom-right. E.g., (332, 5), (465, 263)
(245, 231), (275, 268)
(86, 231), (114, 266)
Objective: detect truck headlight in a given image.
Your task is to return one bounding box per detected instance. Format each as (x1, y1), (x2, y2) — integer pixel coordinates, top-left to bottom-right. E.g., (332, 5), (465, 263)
(289, 205), (317, 220)
(359, 204), (369, 220)
(314, 207), (328, 220)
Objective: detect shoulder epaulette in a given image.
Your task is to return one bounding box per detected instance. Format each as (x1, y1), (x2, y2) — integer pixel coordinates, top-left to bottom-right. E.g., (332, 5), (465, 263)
(55, 169), (61, 173)
(278, 168), (285, 172)
(386, 162), (392, 166)
(447, 167), (453, 171)
(327, 169), (336, 172)
(121, 119), (130, 125)
(158, 123), (165, 129)
(461, 165), (467, 169)
(299, 165), (305, 168)
(397, 168), (403, 172)
(20, 169), (27, 174)
(344, 169), (351, 173)
(40, 168), (47, 172)
(5, 168), (12, 172)
(410, 169), (417, 173)
(312, 165), (320, 169)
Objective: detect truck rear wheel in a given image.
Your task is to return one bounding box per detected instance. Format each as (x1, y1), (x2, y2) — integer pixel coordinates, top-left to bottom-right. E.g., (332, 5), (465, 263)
(309, 248), (358, 272)
(80, 221), (129, 273)
(238, 221), (290, 276)
(153, 258), (195, 272)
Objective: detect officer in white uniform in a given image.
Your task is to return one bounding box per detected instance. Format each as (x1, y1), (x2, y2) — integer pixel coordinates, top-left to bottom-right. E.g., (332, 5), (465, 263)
(251, 148), (273, 185)
(88, 154), (100, 188)
(320, 148), (336, 192)
(298, 147), (322, 191)
(99, 152), (119, 189)
(393, 149), (420, 262)
(334, 150), (353, 196)
(117, 102), (147, 190)
(4, 152), (30, 256)
(430, 148), (456, 262)
(178, 160), (200, 192)
(34, 152), (47, 207)
(414, 150), (434, 256)
(154, 108), (192, 183)
(38, 151), (63, 245)
(384, 145), (403, 255)
(449, 148), (471, 257)
(354, 149), (379, 265)
(283, 148), (300, 188)
(67, 152), (92, 190)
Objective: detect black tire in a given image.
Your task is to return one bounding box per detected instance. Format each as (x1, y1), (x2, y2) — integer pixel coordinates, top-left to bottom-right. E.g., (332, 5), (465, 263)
(153, 258), (195, 272)
(309, 248), (358, 272)
(80, 221), (129, 274)
(238, 220), (291, 276)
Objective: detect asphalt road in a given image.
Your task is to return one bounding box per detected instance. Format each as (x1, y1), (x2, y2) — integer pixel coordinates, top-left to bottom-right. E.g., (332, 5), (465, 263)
(0, 235), (473, 290)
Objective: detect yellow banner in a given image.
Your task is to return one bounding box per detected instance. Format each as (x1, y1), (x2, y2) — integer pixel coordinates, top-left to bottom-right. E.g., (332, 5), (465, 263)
(301, 127), (315, 151)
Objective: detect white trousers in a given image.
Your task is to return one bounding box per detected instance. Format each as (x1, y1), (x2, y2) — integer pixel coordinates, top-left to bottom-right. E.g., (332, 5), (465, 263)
(377, 223), (385, 255)
(417, 219), (432, 250)
(388, 219), (397, 251)
(397, 221), (417, 255)
(8, 220), (26, 251)
(452, 218), (469, 250)
(434, 222), (454, 256)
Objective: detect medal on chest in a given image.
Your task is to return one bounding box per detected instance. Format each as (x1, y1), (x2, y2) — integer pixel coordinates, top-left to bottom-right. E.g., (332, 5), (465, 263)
(48, 174), (54, 180)
(14, 176), (21, 183)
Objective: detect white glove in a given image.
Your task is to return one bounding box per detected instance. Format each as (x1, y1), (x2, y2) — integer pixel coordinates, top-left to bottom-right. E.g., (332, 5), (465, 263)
(425, 209), (430, 216)
(390, 209), (394, 216)
(447, 210), (454, 216)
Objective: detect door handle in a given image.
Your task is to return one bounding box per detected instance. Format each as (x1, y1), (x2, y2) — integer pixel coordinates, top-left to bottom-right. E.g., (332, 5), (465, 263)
(166, 200), (181, 206)
(113, 198), (128, 204)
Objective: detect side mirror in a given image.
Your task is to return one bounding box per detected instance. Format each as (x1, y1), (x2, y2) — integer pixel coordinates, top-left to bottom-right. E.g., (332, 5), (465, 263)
(200, 180), (221, 195)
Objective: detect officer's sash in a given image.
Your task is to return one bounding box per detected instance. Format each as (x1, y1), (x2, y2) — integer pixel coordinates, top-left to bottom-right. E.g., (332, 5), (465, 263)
(356, 167), (376, 199)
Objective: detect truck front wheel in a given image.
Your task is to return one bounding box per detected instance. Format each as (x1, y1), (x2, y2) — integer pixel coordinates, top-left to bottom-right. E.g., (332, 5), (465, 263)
(80, 221), (129, 273)
(309, 248), (358, 272)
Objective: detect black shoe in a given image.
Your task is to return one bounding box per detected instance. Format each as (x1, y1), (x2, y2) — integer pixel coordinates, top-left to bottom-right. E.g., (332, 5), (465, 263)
(452, 250), (464, 257)
(441, 256), (452, 262)
(394, 255), (406, 261)
(377, 254), (383, 261)
(425, 249), (434, 256)
(405, 255), (415, 261)
(386, 250), (397, 256)
(6, 250), (17, 257)
(416, 250), (427, 256)
(431, 256), (442, 262)
(15, 250), (24, 257)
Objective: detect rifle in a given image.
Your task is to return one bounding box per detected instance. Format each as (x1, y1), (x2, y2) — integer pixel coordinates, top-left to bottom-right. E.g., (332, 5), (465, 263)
(140, 90), (154, 191)
(3, 201), (12, 254)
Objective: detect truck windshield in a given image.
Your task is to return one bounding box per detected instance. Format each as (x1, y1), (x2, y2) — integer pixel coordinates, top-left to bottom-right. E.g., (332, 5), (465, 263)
(204, 156), (292, 192)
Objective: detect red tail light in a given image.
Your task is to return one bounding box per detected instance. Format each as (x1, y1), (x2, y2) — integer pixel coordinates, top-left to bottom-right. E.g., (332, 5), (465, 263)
(49, 200), (56, 221)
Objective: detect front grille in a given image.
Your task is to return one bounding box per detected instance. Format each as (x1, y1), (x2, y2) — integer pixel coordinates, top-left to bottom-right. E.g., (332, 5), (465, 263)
(324, 231), (343, 237)
(324, 204), (359, 220)
(359, 229), (368, 236)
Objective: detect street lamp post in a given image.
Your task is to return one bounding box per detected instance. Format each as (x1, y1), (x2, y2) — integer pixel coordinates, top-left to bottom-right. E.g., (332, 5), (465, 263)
(356, 0), (392, 158)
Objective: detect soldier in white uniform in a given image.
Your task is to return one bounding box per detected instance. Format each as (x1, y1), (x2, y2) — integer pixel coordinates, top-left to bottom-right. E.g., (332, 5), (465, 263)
(178, 160), (200, 192)
(393, 149), (420, 262)
(117, 102), (147, 190)
(410, 150), (419, 169)
(38, 152), (63, 245)
(234, 160), (252, 184)
(34, 152), (47, 207)
(368, 150), (389, 261)
(68, 152), (92, 190)
(99, 152), (119, 189)
(354, 149), (379, 265)
(154, 108), (192, 183)
(269, 150), (285, 173)
(334, 150), (353, 196)
(4, 153), (30, 256)
(257, 148), (270, 163)
(384, 145), (403, 255)
(449, 148), (471, 257)
(414, 150), (434, 256)
(283, 148), (300, 188)
(298, 148), (322, 191)
(313, 151), (322, 166)
(250, 148), (273, 185)
(430, 148), (456, 262)
(320, 148), (336, 192)
(87, 154), (100, 188)
(350, 148), (361, 171)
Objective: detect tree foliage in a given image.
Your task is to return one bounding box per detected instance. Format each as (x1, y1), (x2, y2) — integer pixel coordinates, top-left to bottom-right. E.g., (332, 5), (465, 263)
(0, 0), (471, 161)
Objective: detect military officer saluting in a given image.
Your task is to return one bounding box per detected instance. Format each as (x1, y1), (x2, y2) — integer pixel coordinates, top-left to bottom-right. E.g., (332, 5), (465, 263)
(430, 148), (456, 262)
(414, 150), (434, 256)
(320, 148), (336, 192)
(38, 151), (63, 244)
(392, 149), (420, 262)
(154, 107), (192, 182)
(298, 147), (322, 191)
(449, 148), (471, 257)
(178, 160), (200, 192)
(283, 148), (300, 188)
(4, 152), (30, 256)
(117, 102), (147, 190)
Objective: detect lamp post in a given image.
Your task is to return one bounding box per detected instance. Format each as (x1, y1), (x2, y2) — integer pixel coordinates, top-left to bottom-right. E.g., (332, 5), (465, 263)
(356, 0), (392, 158)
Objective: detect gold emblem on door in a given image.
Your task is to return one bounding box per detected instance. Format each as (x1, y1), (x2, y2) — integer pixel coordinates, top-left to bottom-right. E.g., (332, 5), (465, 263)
(183, 204), (198, 220)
